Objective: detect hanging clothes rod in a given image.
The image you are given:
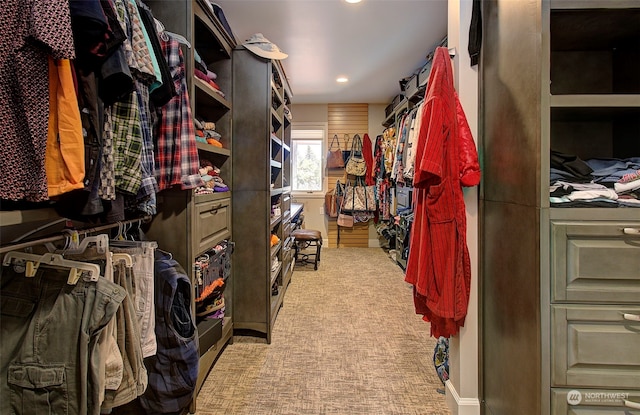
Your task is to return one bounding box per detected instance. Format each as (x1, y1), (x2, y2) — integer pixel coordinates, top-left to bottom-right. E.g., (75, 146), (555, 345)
(0, 216), (152, 255)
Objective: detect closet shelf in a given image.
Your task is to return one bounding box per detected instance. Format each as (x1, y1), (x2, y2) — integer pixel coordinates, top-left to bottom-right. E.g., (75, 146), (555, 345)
(0, 208), (60, 227)
(270, 262), (282, 286)
(196, 141), (231, 156)
(270, 241), (282, 258)
(194, 77), (232, 110)
(271, 108), (283, 125)
(550, 94), (640, 107)
(270, 214), (282, 229)
(551, 0), (639, 10)
(194, 0), (235, 54)
(270, 289), (284, 325)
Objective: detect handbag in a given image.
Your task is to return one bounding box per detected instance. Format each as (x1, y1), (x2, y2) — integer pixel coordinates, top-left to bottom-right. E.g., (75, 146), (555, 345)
(324, 180), (344, 218)
(342, 134), (351, 164)
(337, 212), (354, 227)
(341, 177), (376, 212)
(345, 134), (366, 176)
(326, 134), (345, 169)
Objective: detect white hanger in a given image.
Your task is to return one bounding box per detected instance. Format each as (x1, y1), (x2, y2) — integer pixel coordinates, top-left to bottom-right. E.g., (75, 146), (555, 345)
(154, 18), (191, 48)
(2, 252), (101, 285)
(62, 234), (109, 255)
(112, 253), (133, 268)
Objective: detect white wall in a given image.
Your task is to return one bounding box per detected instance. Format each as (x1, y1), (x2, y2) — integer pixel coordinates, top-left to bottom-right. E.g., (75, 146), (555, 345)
(446, 1), (480, 414)
(289, 104), (387, 247)
(290, 105), (329, 240)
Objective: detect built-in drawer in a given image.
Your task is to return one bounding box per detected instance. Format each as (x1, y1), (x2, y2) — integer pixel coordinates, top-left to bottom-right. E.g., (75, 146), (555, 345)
(551, 304), (640, 389)
(193, 198), (231, 255)
(551, 388), (640, 415)
(550, 221), (640, 303)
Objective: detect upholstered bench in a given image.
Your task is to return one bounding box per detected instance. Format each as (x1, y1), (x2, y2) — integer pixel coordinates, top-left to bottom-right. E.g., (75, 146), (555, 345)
(291, 229), (322, 270)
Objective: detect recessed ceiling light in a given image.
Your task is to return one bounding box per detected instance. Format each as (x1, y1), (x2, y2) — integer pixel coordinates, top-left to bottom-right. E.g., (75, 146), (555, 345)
(336, 77), (349, 83)
(345, 0), (362, 3)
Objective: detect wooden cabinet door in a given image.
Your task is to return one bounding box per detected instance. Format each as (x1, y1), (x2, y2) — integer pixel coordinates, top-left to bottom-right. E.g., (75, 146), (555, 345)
(551, 305), (640, 389)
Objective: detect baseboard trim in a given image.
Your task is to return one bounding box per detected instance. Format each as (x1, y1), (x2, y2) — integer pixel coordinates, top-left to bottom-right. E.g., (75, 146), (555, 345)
(445, 380), (480, 415)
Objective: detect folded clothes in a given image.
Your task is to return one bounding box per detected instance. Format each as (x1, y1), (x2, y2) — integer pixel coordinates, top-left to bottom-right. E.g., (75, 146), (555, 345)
(206, 138), (222, 147)
(619, 169), (640, 184)
(614, 180), (640, 194)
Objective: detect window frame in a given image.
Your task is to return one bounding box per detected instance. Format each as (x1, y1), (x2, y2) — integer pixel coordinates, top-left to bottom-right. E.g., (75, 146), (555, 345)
(291, 122), (328, 198)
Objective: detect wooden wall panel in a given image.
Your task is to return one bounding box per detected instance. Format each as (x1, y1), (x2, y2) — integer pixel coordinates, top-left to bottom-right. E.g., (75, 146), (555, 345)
(326, 104), (369, 248)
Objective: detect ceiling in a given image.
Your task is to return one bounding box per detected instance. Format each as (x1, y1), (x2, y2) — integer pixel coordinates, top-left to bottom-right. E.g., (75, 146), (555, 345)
(214, 0), (448, 105)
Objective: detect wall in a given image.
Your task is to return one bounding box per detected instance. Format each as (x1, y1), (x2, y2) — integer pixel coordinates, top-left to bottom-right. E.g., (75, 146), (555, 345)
(289, 104), (329, 242)
(446, 1), (480, 414)
(291, 103), (383, 248)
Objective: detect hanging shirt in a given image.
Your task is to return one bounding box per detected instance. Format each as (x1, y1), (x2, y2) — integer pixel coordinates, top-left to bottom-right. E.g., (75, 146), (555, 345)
(46, 58), (85, 197)
(0, 0), (75, 202)
(154, 35), (204, 191)
(404, 47), (481, 338)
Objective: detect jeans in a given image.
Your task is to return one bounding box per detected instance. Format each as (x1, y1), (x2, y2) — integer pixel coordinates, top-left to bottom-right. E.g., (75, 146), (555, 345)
(111, 243), (157, 358)
(100, 263), (148, 411)
(0, 264), (125, 415)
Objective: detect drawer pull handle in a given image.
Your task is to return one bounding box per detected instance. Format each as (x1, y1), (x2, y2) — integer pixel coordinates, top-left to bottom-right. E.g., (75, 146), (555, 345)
(622, 227), (640, 235)
(625, 400), (640, 409)
(623, 313), (640, 322)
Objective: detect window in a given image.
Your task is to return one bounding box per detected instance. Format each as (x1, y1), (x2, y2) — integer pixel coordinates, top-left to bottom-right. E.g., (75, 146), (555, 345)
(291, 124), (326, 194)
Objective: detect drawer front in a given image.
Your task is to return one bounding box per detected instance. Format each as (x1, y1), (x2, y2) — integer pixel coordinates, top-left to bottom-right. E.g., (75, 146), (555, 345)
(193, 198), (231, 255)
(551, 388), (640, 415)
(551, 305), (640, 389)
(551, 221), (640, 303)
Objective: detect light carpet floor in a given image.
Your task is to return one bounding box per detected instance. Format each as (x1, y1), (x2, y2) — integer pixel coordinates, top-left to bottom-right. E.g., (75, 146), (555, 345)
(196, 247), (450, 415)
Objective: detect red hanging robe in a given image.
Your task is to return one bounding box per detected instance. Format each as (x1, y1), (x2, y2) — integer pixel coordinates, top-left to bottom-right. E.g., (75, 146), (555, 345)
(404, 47), (481, 338)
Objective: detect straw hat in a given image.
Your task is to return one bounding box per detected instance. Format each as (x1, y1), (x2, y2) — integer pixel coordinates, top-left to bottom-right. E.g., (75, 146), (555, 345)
(243, 33), (288, 60)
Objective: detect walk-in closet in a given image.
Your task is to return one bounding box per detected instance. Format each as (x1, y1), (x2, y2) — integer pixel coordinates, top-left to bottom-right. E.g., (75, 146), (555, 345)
(1, 1), (638, 414)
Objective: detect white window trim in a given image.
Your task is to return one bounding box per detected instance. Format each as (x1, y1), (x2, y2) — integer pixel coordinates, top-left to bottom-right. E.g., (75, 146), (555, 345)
(291, 122), (328, 197)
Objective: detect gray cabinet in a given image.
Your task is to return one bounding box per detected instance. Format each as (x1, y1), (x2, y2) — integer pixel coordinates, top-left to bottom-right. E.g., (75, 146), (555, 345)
(551, 389), (640, 415)
(143, 0), (235, 400)
(481, 1), (640, 414)
(551, 221), (640, 304)
(551, 304), (640, 389)
(232, 48), (293, 343)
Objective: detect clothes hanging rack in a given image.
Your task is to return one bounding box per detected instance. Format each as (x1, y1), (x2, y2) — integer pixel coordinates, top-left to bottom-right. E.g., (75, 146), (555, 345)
(0, 216), (152, 255)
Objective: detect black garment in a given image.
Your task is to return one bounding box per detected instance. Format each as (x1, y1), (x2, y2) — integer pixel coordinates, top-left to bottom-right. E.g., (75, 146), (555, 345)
(69, 0), (109, 69)
(100, 0), (127, 56)
(468, 0), (482, 67)
(100, 46), (135, 105)
(139, 251), (198, 415)
(550, 150), (594, 180)
(137, 1), (177, 107)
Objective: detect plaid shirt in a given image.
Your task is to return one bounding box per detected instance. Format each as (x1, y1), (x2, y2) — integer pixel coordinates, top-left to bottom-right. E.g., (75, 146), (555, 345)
(155, 36), (203, 191)
(111, 91), (143, 195)
(114, 0), (155, 82)
(99, 109), (116, 200)
(134, 79), (158, 214)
